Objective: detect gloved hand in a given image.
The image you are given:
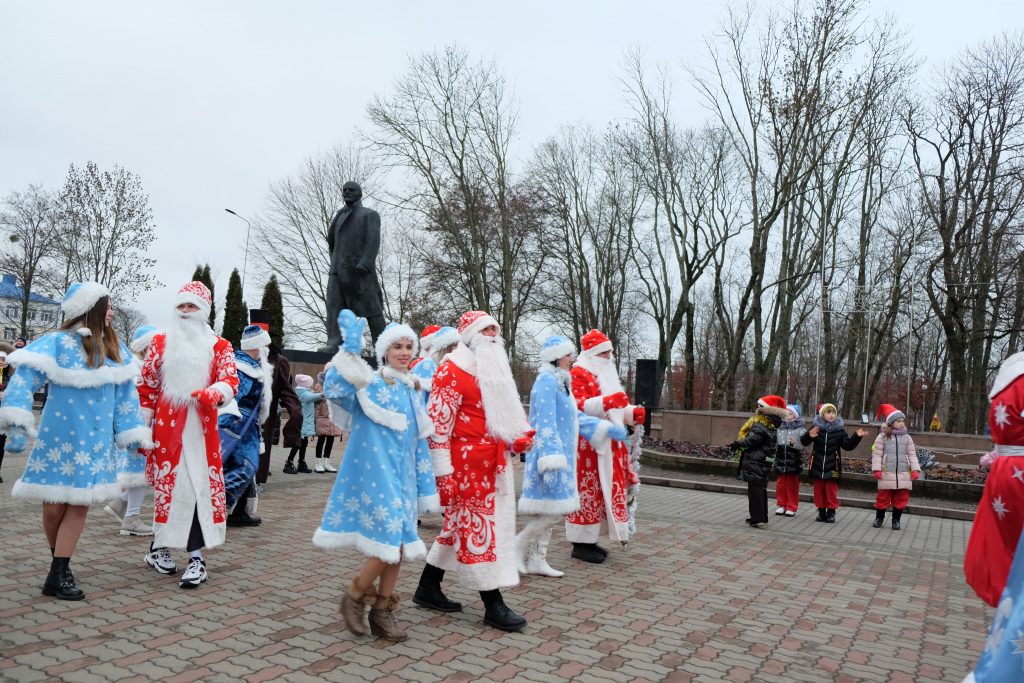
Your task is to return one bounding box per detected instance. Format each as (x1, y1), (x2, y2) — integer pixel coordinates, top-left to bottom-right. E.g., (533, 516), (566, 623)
(602, 392), (630, 411)
(872, 470), (883, 480)
(911, 470), (920, 480)
(541, 469), (562, 486)
(191, 387), (223, 409)
(727, 440), (742, 452)
(608, 424), (629, 442)
(511, 430), (536, 454)
(339, 309), (367, 354)
(633, 406), (647, 425)
(6, 430), (28, 453)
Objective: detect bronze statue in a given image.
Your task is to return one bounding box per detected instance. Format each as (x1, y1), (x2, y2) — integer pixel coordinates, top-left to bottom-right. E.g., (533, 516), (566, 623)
(322, 181), (386, 352)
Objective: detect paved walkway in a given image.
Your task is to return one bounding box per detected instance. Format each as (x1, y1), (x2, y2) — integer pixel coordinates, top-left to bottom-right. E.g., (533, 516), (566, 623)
(0, 449), (990, 682)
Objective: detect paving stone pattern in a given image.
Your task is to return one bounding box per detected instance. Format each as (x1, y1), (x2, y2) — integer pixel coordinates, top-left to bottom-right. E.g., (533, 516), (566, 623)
(0, 448), (990, 682)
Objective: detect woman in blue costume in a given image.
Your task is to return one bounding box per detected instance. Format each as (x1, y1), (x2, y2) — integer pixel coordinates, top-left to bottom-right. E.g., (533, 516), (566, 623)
(410, 326), (460, 399)
(313, 310), (439, 642)
(517, 335), (627, 577)
(0, 283), (150, 600)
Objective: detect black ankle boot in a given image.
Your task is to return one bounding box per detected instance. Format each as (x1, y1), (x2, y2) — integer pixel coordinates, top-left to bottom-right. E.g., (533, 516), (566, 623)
(593, 543), (609, 558)
(42, 557), (84, 601)
(825, 508), (836, 523)
(296, 460), (312, 474)
(815, 508), (827, 522)
(413, 564), (462, 612)
(872, 509), (885, 528)
(571, 543), (606, 564)
(891, 508), (903, 530)
(283, 461), (297, 474)
(481, 589), (527, 632)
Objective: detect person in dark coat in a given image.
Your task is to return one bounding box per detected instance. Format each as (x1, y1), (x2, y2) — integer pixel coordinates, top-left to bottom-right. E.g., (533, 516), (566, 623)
(800, 403), (866, 523)
(256, 344), (303, 486)
(730, 395), (792, 529)
(0, 350), (11, 483)
(322, 181), (387, 352)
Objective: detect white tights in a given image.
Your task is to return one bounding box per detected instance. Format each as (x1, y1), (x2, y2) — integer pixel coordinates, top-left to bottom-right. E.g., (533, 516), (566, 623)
(123, 486), (147, 518)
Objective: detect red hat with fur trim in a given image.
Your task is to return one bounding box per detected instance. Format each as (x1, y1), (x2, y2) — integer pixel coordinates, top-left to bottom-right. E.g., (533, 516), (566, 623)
(458, 310), (500, 344)
(420, 324), (441, 351)
(876, 403), (905, 426)
(757, 395), (787, 411)
(580, 329), (613, 356)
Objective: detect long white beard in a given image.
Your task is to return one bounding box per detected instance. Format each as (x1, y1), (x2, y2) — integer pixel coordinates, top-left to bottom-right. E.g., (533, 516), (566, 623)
(575, 352), (625, 394)
(470, 334), (531, 443)
(161, 312), (216, 404)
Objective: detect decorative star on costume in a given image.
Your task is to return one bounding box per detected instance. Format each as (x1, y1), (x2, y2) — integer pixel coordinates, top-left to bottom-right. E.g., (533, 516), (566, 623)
(995, 403), (1011, 427)
(1014, 467), (1024, 484)
(994, 497), (1010, 519)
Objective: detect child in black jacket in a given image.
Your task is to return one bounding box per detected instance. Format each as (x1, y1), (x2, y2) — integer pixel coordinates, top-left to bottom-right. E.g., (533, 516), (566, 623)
(800, 403), (866, 523)
(730, 395), (792, 528)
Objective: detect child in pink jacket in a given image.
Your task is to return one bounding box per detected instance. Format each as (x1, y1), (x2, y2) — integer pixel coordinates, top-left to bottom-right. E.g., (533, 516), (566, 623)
(871, 404), (921, 530)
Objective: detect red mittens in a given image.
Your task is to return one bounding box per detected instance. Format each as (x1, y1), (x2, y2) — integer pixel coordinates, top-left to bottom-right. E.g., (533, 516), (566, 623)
(872, 470), (883, 480)
(911, 471), (919, 480)
(602, 392), (629, 411)
(633, 406), (647, 425)
(511, 430), (536, 454)
(191, 387), (223, 409)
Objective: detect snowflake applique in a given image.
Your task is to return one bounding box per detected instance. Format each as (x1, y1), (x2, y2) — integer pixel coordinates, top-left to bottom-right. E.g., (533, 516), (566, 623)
(386, 517), (403, 533)
(26, 458), (48, 473)
(92, 442), (106, 454)
(361, 493), (372, 506)
(327, 510), (344, 527)
(74, 451), (90, 465)
(345, 499), (361, 513)
(417, 459), (432, 474)
(60, 461), (76, 477)
(46, 448), (62, 462)
(359, 512), (374, 529)
(391, 496), (404, 510)
(60, 335), (79, 349)
(373, 505), (389, 521)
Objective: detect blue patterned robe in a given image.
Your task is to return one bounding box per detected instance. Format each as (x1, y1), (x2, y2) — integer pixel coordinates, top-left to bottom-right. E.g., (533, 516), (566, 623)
(218, 350), (270, 508)
(411, 357), (437, 401)
(312, 352), (440, 563)
(0, 331), (150, 505)
(519, 366), (609, 516)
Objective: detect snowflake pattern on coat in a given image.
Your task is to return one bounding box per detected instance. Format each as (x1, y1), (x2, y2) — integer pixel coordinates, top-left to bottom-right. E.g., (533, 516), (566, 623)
(3, 332), (149, 505)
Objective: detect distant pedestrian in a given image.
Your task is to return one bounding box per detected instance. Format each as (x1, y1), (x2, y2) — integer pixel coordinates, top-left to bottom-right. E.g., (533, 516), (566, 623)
(284, 374), (317, 474)
(312, 374), (341, 473)
(773, 404), (805, 517)
(801, 403), (865, 523)
(870, 404), (921, 531)
(730, 395), (790, 529)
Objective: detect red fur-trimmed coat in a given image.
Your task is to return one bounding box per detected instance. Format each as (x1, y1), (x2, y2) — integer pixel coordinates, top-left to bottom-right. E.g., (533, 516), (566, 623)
(565, 365), (637, 543)
(139, 333), (238, 549)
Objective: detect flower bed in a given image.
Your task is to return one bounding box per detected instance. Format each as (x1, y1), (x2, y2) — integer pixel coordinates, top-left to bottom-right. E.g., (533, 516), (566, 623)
(645, 438), (989, 485)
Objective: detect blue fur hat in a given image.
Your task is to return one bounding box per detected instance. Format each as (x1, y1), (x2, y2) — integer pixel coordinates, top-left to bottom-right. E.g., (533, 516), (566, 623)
(538, 335), (577, 365)
(240, 324), (271, 351)
(130, 325), (159, 355)
(61, 281), (109, 320)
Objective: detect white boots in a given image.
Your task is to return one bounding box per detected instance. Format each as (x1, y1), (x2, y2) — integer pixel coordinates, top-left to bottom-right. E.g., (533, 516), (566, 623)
(516, 527), (563, 578)
(314, 457), (338, 473)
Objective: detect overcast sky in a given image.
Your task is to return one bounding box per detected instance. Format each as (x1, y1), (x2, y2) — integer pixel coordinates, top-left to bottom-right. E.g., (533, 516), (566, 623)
(1, 0), (1020, 338)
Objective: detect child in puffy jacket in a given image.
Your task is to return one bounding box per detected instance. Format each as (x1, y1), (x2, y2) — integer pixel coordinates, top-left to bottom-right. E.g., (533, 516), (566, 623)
(285, 374), (321, 474)
(773, 404), (805, 517)
(730, 395), (792, 529)
(871, 404), (921, 530)
(801, 403), (865, 523)
(313, 374), (342, 473)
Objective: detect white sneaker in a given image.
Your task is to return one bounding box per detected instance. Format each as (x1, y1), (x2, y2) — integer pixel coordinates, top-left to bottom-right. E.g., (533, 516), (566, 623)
(144, 548), (176, 574)
(179, 558), (208, 588)
(323, 460), (337, 473)
(104, 498), (127, 522)
(314, 458), (326, 473)
(774, 507), (786, 516)
(784, 510), (796, 517)
(120, 514), (154, 537)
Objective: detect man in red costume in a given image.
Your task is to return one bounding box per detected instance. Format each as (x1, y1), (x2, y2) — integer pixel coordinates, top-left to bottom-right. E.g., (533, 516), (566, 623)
(413, 311), (534, 631)
(567, 329), (642, 563)
(965, 353), (1024, 606)
(139, 281), (239, 589)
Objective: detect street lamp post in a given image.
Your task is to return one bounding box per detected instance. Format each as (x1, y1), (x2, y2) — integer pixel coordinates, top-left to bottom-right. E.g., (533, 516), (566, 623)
(224, 209), (251, 290)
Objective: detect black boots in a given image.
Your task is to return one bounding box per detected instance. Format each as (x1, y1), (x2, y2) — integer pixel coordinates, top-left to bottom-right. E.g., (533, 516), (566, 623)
(825, 509), (836, 523)
(815, 508), (827, 522)
(42, 557), (84, 601)
(296, 460), (312, 474)
(283, 461), (297, 474)
(892, 508), (903, 530)
(227, 489), (262, 527)
(481, 589), (527, 632)
(571, 543), (606, 564)
(413, 564), (462, 612)
(873, 509), (885, 528)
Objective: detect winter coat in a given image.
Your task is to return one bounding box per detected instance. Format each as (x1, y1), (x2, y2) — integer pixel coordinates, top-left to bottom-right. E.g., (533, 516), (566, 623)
(800, 420), (862, 481)
(871, 431), (921, 490)
(315, 397), (343, 437)
(774, 422), (806, 475)
(296, 387), (323, 438)
(733, 415), (781, 485)
(263, 347), (303, 449)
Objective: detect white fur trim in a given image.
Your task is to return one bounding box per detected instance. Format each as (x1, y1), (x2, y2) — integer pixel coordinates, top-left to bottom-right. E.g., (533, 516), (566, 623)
(418, 493), (441, 515)
(115, 425), (154, 450)
(536, 453), (568, 473)
(538, 339), (576, 364)
(312, 528), (427, 563)
(8, 349), (140, 389)
(588, 419), (612, 450)
(446, 343), (477, 376)
(140, 407), (154, 425)
(418, 375), (433, 392)
(62, 282), (109, 319)
(583, 340), (613, 356)
(624, 404), (637, 427)
(374, 323), (418, 364)
(431, 328), (461, 353)
(218, 400), (241, 418)
(130, 330), (157, 355)
(174, 290), (211, 315)
(234, 360), (266, 379)
(0, 406), (38, 436)
(430, 448), (453, 477)
(355, 387), (408, 432)
(240, 329), (272, 350)
(210, 381), (234, 404)
(117, 471), (149, 489)
(583, 396), (606, 417)
(11, 479), (121, 506)
(460, 314), (500, 345)
(330, 349), (373, 390)
(992, 351), (1024, 399)
(565, 520), (601, 543)
(76, 327), (92, 337)
(518, 493), (580, 516)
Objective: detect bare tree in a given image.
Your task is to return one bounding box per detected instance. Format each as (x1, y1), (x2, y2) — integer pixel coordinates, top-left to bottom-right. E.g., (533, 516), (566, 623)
(249, 143), (380, 347)
(112, 305), (147, 345)
(0, 185), (61, 336)
(56, 161), (160, 303)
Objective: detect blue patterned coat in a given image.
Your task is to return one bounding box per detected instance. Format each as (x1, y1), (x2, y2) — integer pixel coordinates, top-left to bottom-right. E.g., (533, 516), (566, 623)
(411, 357), (437, 401)
(296, 387), (323, 438)
(312, 351), (440, 563)
(519, 367), (611, 516)
(0, 331), (150, 505)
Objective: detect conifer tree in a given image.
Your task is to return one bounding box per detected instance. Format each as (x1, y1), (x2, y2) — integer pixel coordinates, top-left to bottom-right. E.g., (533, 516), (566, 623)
(222, 268), (247, 348)
(261, 274), (285, 347)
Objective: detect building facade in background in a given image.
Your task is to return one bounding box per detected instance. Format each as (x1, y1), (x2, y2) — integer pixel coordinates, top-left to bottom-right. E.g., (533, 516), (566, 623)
(0, 273), (60, 342)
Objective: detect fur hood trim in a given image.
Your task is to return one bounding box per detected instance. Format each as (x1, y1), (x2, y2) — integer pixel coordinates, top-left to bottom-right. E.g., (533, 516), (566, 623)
(8, 348), (139, 389)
